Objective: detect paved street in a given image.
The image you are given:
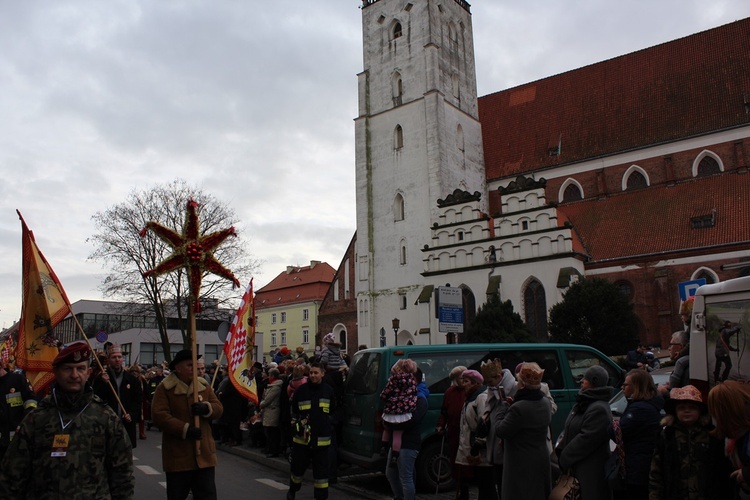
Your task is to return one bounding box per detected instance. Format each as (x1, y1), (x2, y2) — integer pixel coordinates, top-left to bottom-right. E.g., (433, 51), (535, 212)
(133, 427), (399, 499)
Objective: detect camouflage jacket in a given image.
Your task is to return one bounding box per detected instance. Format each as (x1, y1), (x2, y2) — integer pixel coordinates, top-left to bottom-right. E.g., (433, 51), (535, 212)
(0, 387), (134, 500)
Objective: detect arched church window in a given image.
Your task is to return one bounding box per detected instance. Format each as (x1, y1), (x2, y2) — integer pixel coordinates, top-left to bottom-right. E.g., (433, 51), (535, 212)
(394, 125), (404, 149)
(562, 183), (582, 202)
(697, 155), (721, 177)
(392, 73), (403, 106)
(625, 170), (648, 191)
(399, 239), (407, 265)
(392, 22), (403, 40)
(394, 193), (405, 221)
(524, 279), (548, 341)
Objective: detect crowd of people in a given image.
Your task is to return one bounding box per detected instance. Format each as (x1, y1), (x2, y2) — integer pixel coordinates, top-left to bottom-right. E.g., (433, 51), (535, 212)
(4, 331), (750, 500)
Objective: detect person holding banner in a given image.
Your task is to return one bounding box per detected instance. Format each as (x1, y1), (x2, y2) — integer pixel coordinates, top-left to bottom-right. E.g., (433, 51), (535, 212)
(152, 349), (223, 500)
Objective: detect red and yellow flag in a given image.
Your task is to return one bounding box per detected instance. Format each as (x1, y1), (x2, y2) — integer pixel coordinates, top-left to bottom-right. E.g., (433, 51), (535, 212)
(16, 211), (72, 392)
(223, 279), (258, 405)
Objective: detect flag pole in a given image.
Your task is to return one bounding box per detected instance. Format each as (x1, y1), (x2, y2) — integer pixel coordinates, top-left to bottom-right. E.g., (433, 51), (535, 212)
(68, 311), (128, 417)
(188, 299), (201, 456)
(211, 350), (225, 388)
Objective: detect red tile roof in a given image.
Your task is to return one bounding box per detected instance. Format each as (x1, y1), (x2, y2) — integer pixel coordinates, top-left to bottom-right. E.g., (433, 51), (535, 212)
(255, 262), (336, 308)
(479, 18), (750, 181)
(557, 173), (750, 263)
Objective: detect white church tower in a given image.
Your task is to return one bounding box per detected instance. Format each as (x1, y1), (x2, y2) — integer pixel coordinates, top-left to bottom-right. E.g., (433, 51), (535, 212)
(355, 0), (487, 347)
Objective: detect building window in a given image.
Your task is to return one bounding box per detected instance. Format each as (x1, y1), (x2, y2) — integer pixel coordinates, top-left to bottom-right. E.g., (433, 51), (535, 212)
(623, 165), (649, 191)
(271, 313), (277, 324)
(280, 312), (286, 323)
(394, 193), (405, 221)
(303, 308), (309, 321)
(203, 344), (221, 365)
(280, 330), (287, 345)
(392, 22), (402, 40)
(392, 73), (403, 106)
(521, 220), (529, 231)
(334, 279), (340, 301)
(458, 231), (464, 241)
(524, 279), (548, 341)
(456, 124), (464, 151)
(270, 331), (277, 346)
(562, 183), (583, 202)
(140, 342), (185, 367)
(399, 293), (407, 310)
(400, 239), (407, 265)
(394, 125), (404, 150)
(302, 328), (309, 344)
(693, 150), (723, 177)
(692, 267), (718, 284)
(614, 280), (634, 300)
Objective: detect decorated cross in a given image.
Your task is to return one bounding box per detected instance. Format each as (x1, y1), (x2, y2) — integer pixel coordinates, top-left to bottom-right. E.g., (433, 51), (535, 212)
(139, 199), (240, 311)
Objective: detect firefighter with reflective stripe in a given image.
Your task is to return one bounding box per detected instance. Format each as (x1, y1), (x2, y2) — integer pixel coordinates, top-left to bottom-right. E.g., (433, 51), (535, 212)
(287, 362), (335, 500)
(0, 361), (36, 460)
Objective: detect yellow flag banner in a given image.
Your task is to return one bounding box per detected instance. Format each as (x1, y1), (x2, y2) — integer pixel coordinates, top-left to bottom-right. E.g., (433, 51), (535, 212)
(223, 280), (258, 405)
(16, 211), (73, 392)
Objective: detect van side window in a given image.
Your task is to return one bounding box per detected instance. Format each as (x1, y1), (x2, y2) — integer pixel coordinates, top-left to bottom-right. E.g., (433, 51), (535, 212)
(485, 350), (564, 390)
(410, 352), (487, 394)
(566, 350), (622, 388)
(346, 351), (382, 395)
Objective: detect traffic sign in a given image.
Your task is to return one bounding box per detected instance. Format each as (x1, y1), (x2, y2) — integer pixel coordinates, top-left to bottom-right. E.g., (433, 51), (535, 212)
(678, 279), (706, 302)
(95, 331), (108, 343)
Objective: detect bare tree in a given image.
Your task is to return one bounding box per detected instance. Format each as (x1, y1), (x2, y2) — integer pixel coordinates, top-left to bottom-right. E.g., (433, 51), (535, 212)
(88, 179), (256, 361)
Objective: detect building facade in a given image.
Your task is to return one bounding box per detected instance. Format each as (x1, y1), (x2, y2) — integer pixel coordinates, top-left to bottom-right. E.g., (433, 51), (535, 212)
(354, 0), (750, 349)
(255, 261), (335, 360)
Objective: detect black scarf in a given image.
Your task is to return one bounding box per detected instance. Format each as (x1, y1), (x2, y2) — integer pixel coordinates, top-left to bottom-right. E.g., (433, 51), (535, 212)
(514, 388), (544, 402)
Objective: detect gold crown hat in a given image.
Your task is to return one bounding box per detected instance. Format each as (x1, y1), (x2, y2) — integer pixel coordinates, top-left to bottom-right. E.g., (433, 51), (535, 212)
(107, 342), (122, 356)
(518, 362), (544, 390)
(480, 358), (503, 379)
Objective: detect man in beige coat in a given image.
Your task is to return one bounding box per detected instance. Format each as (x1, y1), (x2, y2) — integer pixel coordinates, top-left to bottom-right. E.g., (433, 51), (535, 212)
(152, 350), (223, 500)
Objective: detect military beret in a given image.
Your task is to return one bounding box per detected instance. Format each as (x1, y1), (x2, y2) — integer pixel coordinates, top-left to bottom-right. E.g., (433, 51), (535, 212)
(53, 342), (91, 367)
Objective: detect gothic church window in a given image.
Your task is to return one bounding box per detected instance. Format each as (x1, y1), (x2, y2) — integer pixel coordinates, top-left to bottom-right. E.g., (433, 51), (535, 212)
(392, 73), (403, 106)
(392, 22), (403, 40)
(399, 239), (407, 265)
(623, 165), (649, 191)
(524, 279), (548, 341)
(562, 183), (582, 202)
(394, 193), (405, 221)
(394, 125), (404, 149)
(697, 155), (721, 177)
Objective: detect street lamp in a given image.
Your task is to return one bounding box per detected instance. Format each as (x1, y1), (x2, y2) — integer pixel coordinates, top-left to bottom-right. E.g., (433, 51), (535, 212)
(379, 327), (386, 347)
(392, 317), (400, 346)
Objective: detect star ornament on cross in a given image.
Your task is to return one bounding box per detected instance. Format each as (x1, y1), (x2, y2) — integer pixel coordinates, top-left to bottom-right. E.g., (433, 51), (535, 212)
(139, 199), (240, 312)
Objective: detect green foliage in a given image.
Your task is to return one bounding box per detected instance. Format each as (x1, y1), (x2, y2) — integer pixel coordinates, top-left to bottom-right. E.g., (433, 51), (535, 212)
(548, 278), (639, 356)
(462, 294), (535, 344)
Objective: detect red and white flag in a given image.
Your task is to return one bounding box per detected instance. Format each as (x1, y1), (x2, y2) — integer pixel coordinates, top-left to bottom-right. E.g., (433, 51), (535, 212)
(223, 279), (258, 405)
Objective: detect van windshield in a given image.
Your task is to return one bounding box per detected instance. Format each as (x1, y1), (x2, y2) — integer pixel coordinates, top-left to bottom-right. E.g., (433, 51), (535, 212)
(346, 351), (381, 395)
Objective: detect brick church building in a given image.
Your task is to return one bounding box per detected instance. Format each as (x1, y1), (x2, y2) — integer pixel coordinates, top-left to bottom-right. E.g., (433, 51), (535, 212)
(349, 0), (750, 350)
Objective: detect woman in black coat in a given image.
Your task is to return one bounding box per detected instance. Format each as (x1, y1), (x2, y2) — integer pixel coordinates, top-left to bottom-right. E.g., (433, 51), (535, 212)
(614, 369), (662, 500)
(557, 365), (614, 500)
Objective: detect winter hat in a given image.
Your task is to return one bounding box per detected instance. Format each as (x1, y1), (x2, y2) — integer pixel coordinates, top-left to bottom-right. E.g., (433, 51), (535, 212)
(279, 346), (291, 356)
(583, 365), (609, 388)
(461, 369), (484, 385)
(323, 332), (337, 345)
(666, 384), (707, 414)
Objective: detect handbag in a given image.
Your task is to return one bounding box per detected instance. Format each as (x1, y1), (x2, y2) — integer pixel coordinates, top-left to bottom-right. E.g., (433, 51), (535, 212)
(549, 470), (581, 500)
(605, 421), (627, 492)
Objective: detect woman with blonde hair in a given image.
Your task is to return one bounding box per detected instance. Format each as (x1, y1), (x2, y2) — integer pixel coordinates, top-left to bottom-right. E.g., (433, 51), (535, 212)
(708, 380), (750, 490)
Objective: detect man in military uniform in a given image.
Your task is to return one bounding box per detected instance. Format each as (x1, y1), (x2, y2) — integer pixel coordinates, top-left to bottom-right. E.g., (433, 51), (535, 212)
(287, 362), (336, 500)
(94, 342), (142, 448)
(0, 341), (134, 499)
(0, 360), (36, 460)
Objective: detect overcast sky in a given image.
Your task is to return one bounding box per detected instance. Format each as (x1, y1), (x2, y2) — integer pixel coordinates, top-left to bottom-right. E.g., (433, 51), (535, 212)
(2, 0), (749, 329)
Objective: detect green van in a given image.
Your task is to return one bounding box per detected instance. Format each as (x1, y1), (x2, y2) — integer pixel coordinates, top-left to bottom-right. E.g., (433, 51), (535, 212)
(340, 343), (623, 491)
